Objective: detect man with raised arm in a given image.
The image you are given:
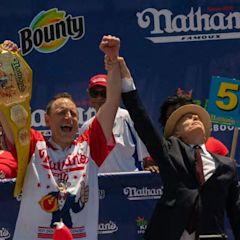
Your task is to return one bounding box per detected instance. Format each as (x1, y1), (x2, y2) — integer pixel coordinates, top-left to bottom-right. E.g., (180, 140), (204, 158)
(106, 56), (240, 240)
(0, 35), (121, 240)
(79, 73), (150, 173)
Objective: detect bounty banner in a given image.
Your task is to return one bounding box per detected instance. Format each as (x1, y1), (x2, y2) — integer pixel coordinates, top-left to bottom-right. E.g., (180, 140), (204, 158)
(0, 0), (240, 162)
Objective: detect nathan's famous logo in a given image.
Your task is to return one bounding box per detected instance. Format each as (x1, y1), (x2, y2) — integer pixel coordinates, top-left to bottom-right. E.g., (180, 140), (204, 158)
(18, 8), (85, 55)
(11, 58), (26, 92)
(137, 7), (240, 43)
(38, 147), (88, 173)
(123, 186), (163, 200)
(136, 216), (148, 234)
(98, 221), (118, 235)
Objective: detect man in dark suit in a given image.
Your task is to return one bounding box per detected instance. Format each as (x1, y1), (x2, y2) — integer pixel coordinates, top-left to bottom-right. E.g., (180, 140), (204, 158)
(106, 56), (240, 239)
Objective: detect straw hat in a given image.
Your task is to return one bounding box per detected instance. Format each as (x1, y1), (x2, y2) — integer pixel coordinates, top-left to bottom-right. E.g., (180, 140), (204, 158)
(164, 104), (211, 139)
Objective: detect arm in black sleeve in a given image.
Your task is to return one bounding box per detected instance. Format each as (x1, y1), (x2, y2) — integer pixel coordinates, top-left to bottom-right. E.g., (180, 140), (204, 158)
(122, 90), (168, 163)
(225, 165), (240, 239)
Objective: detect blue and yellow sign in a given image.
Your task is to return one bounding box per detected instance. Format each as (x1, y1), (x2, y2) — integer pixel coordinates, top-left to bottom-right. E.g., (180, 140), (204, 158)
(207, 76), (240, 127)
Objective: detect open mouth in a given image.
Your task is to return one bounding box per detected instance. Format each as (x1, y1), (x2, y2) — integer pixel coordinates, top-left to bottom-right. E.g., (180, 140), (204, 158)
(60, 124), (73, 132)
(192, 121), (201, 126)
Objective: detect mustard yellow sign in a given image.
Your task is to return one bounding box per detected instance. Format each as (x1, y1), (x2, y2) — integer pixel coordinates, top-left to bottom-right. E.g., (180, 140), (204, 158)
(0, 47), (32, 197)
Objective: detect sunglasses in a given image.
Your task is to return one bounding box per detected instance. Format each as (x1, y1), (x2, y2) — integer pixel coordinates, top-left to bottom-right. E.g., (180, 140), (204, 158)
(89, 89), (106, 98)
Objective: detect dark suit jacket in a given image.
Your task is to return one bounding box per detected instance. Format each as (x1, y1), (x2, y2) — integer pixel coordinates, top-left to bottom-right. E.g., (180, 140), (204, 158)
(122, 90), (240, 240)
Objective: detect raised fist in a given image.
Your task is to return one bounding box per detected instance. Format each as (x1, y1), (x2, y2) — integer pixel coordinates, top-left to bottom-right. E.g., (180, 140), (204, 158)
(99, 35), (120, 61)
(0, 40), (19, 52)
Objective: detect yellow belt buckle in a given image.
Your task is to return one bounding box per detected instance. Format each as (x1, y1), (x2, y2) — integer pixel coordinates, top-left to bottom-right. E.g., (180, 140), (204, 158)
(0, 47), (32, 197)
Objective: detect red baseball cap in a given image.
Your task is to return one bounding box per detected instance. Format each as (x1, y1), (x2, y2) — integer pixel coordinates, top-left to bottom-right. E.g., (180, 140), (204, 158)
(88, 74), (107, 90)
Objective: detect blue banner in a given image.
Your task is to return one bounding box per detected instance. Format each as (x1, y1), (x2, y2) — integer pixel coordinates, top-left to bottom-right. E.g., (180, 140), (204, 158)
(0, 172), (236, 239)
(1, 2), (240, 239)
(1, 1), (240, 160)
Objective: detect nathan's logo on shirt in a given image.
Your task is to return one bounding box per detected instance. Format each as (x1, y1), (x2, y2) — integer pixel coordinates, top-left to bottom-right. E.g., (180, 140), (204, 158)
(38, 148), (89, 172)
(136, 216), (148, 234)
(98, 221), (118, 234)
(0, 227), (11, 239)
(136, 7), (240, 43)
(123, 186), (163, 200)
(18, 8), (85, 55)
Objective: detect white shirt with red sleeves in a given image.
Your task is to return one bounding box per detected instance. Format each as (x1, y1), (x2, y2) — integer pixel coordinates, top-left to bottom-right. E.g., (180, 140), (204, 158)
(13, 118), (115, 240)
(79, 107), (149, 173)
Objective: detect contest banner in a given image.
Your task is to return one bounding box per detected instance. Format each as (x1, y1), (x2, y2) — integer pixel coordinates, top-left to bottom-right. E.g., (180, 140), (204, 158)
(0, 2), (240, 240)
(0, 173), (236, 240)
(0, 47), (32, 196)
(207, 76), (240, 158)
(0, 1), (239, 162)
(1, 0), (240, 178)
(207, 76), (240, 127)
(5, 2), (239, 162)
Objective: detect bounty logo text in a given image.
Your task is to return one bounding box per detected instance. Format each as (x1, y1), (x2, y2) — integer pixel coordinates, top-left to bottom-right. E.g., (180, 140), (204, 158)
(18, 8), (85, 55)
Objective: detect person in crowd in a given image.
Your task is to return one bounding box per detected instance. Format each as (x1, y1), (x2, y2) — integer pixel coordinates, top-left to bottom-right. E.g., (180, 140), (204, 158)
(0, 41), (19, 179)
(0, 124), (17, 179)
(145, 90), (229, 173)
(0, 35), (122, 240)
(79, 74), (150, 173)
(205, 136), (229, 157)
(0, 151), (17, 179)
(159, 91), (229, 157)
(106, 55), (240, 240)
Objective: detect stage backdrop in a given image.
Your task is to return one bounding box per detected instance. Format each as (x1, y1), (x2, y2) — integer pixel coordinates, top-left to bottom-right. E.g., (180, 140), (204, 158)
(0, 172), (235, 239)
(1, 1), (240, 160)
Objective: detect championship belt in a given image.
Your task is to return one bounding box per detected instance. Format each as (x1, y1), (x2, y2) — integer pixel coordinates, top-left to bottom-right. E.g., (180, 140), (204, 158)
(0, 47), (32, 197)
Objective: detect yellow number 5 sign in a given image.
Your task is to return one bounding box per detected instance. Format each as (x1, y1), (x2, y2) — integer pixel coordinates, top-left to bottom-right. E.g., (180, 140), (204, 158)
(207, 76), (240, 126)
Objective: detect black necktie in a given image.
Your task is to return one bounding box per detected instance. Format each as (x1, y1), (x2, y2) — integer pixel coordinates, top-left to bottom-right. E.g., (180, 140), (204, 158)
(194, 145), (205, 185)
